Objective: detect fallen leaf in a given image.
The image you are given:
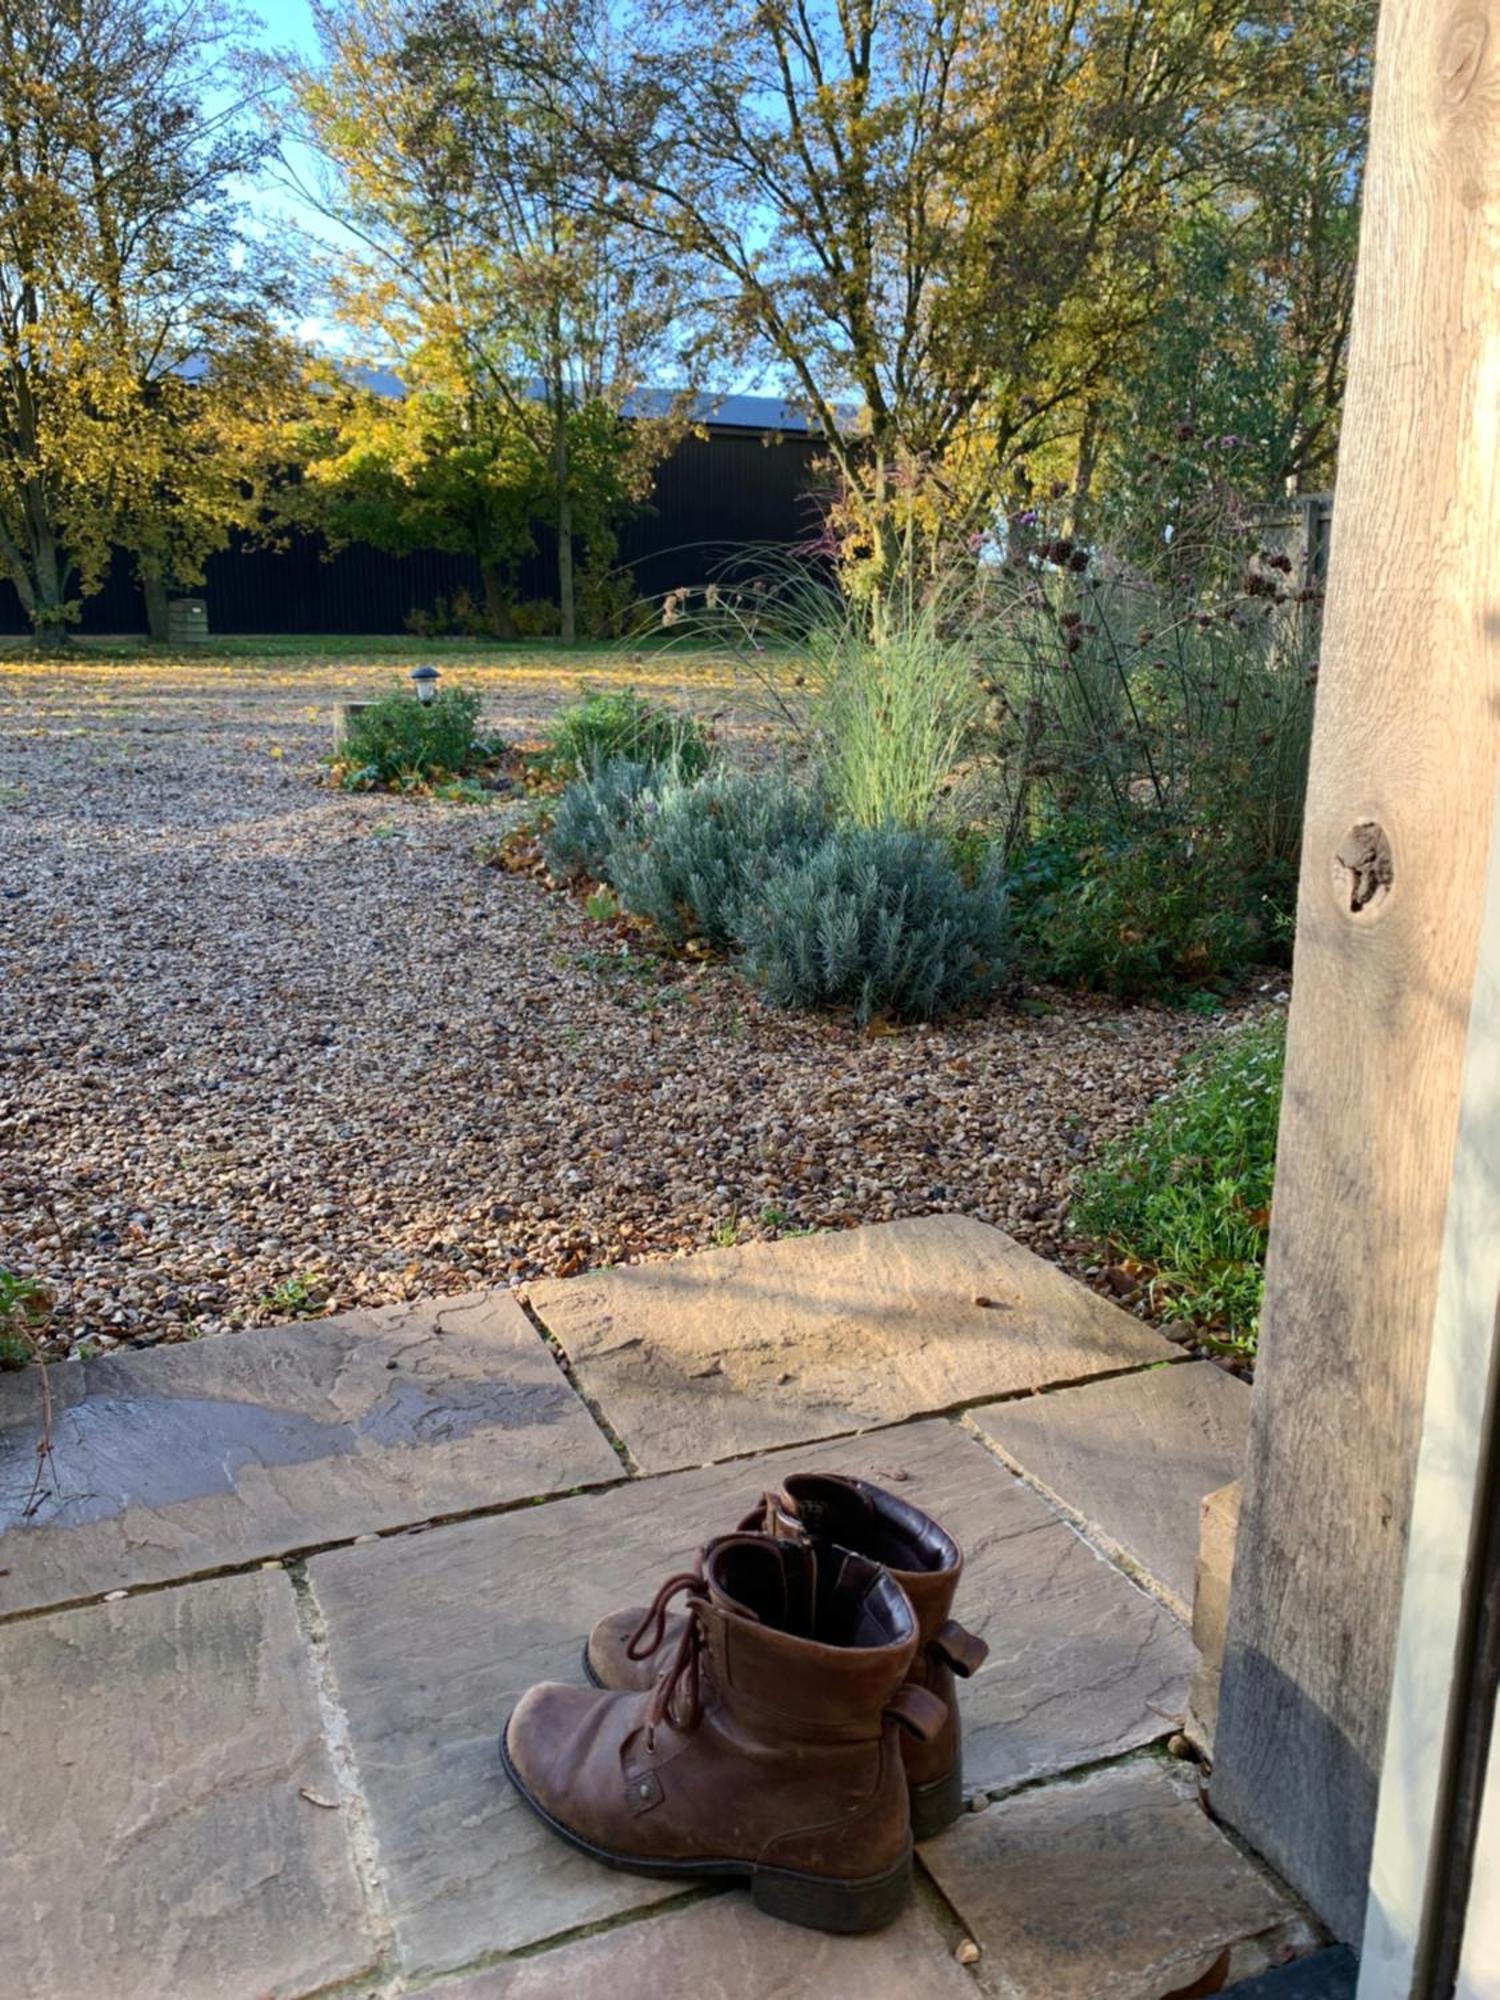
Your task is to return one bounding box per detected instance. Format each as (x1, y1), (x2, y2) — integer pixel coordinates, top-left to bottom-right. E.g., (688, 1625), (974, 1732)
(1158, 1947), (1231, 1999)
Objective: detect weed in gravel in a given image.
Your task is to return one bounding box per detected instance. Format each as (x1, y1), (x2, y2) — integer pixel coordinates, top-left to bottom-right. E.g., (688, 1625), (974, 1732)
(0, 1267), (51, 1369)
(1071, 1009), (1285, 1353)
(258, 1273), (329, 1320)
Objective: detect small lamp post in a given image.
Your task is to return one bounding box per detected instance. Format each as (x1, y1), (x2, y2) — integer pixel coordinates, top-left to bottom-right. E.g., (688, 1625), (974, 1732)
(410, 664), (441, 706)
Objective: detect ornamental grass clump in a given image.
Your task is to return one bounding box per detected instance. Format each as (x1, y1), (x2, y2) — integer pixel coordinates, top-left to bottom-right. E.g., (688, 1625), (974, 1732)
(340, 685), (486, 788)
(737, 824), (1011, 1024)
(806, 579), (984, 831)
(604, 767), (826, 949)
(541, 758), (657, 882)
(1071, 1008), (1286, 1353)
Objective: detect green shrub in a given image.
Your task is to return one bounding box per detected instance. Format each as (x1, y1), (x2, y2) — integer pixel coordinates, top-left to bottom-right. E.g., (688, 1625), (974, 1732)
(512, 598), (563, 638)
(1072, 1010), (1286, 1352)
(0, 1267), (51, 1370)
(404, 589), (491, 639)
(737, 824), (1011, 1024)
(1008, 814), (1287, 997)
(605, 768), (826, 948)
(340, 685), (486, 788)
(970, 483), (1316, 994)
(545, 685), (709, 778)
(542, 758), (657, 883)
(577, 559), (642, 640)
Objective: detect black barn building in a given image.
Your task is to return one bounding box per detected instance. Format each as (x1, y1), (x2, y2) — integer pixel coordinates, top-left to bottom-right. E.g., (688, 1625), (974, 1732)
(0, 392), (830, 638)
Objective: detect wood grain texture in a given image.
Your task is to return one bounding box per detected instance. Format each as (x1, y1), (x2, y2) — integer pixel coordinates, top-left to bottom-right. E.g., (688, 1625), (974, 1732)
(1211, 0), (1500, 1942)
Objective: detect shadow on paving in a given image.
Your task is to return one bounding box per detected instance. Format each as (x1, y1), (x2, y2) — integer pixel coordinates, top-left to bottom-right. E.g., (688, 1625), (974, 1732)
(0, 1220), (1316, 2000)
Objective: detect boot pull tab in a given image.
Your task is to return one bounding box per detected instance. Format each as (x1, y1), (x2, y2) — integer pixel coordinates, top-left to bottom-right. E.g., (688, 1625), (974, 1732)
(885, 1683), (948, 1744)
(757, 1487), (806, 1542)
(931, 1619), (988, 1679)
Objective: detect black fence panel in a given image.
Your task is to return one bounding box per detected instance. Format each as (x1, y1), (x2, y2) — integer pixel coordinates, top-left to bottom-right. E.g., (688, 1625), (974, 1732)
(0, 428), (829, 637)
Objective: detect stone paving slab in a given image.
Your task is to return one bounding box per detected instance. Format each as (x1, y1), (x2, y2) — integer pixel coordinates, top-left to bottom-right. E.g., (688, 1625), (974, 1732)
(307, 1418), (1193, 1979)
(528, 1215), (1176, 1472)
(0, 1291), (619, 1615)
(969, 1361), (1251, 1616)
(434, 1893), (977, 1998)
(921, 1756), (1302, 2000)
(0, 1570), (377, 2000)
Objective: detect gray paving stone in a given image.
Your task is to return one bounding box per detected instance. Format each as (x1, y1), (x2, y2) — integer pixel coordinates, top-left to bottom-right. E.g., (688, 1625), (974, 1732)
(1189, 1479), (1243, 1756)
(307, 1419), (1193, 1978)
(0, 1570), (376, 2000)
(0, 1291), (619, 1614)
(921, 1757), (1300, 2000)
(435, 1892), (977, 1998)
(969, 1361), (1250, 1616)
(528, 1215), (1175, 1471)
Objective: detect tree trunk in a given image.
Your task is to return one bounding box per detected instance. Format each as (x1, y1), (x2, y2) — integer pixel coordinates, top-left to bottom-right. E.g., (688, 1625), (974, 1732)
(28, 512), (72, 650)
(1071, 400), (1100, 539)
(142, 564), (170, 644)
(554, 400), (575, 645)
(480, 560), (516, 639)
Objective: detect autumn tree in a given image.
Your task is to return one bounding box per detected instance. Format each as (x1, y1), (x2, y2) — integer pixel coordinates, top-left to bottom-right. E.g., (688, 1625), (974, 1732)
(1093, 0), (1375, 535)
(291, 362), (548, 637)
(0, 0), (303, 644)
(278, 0), (687, 640)
(503, 0), (1259, 590)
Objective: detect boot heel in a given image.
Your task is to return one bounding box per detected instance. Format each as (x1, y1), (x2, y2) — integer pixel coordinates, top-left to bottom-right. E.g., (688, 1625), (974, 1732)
(750, 1850), (913, 1934)
(909, 1760), (964, 1840)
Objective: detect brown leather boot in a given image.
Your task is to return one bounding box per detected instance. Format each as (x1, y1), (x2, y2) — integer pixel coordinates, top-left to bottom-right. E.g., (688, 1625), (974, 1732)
(502, 1534), (944, 1933)
(584, 1474), (987, 1838)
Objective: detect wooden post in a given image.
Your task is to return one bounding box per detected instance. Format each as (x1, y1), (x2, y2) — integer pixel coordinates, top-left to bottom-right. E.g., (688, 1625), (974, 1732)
(1211, 0), (1500, 1944)
(1358, 781), (1500, 1993)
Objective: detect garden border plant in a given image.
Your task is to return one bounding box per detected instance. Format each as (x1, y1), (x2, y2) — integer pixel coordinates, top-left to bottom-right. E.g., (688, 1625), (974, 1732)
(537, 750), (1011, 1026)
(333, 682), (506, 794)
(1071, 1007), (1286, 1354)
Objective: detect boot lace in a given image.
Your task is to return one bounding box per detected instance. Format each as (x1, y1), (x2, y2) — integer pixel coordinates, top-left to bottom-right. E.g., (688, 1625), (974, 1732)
(628, 1564), (710, 1747)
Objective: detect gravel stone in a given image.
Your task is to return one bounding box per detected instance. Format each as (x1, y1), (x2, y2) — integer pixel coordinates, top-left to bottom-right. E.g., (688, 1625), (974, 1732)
(0, 650), (1252, 1357)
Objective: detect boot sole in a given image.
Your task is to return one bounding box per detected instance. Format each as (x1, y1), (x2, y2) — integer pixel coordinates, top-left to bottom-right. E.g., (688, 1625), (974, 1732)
(581, 1641), (967, 1841)
(500, 1717), (913, 1934)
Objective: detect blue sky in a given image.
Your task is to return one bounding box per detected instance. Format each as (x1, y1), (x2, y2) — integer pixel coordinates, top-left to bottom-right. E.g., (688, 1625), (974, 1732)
(236, 0), (768, 393)
(249, 0), (320, 57)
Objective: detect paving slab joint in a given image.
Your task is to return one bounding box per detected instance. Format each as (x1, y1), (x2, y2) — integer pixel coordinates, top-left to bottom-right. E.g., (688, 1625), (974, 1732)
(957, 1405), (1193, 1622)
(952, 1740), (1185, 1822)
(0, 1466), (640, 1632)
(288, 1559), (402, 1979)
(385, 1884), (728, 1996)
(517, 1291), (642, 1475)
(911, 1855), (986, 1977)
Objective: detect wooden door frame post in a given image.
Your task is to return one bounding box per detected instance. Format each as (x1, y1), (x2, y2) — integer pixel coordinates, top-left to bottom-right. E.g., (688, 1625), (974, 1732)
(1211, 0), (1500, 1944)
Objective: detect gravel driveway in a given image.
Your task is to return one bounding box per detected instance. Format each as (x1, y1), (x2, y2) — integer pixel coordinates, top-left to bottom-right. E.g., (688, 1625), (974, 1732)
(1, 644), (1244, 1357)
